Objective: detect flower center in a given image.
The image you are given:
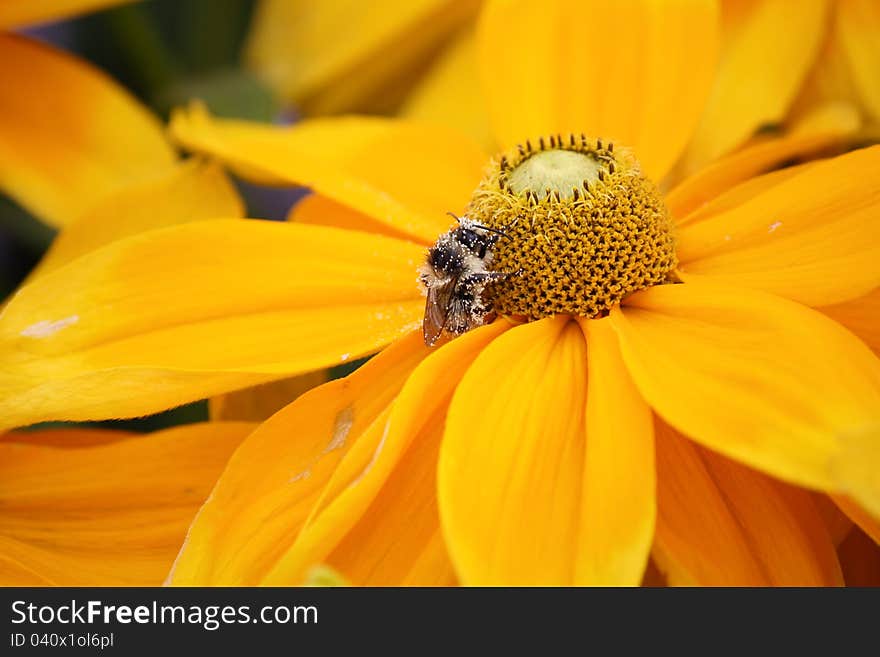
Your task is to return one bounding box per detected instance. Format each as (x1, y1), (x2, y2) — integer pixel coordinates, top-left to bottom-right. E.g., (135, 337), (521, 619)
(467, 134), (677, 320)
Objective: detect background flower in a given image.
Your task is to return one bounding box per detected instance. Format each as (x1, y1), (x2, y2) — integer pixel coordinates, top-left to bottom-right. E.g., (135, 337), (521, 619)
(0, 0), (877, 587)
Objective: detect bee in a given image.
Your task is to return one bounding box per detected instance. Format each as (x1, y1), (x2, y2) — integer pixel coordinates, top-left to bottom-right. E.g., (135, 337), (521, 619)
(419, 214), (508, 346)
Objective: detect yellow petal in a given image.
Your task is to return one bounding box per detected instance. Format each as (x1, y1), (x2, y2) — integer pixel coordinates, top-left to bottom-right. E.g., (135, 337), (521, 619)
(576, 318), (655, 585)
(440, 317), (594, 585)
(665, 109), (858, 219)
(0, 421), (253, 586)
(819, 287), (880, 356)
(832, 495), (880, 545)
(402, 26), (495, 151)
(265, 321), (508, 585)
(677, 146), (880, 307)
(478, 0), (720, 180)
(680, 0), (829, 172)
(28, 159), (244, 281)
(170, 103), (487, 244)
(0, 0), (135, 28)
(210, 371), (329, 422)
(244, 0), (479, 114)
(674, 162), (814, 229)
(611, 281), (880, 511)
(0, 221), (426, 429)
(836, 0), (880, 122)
(168, 332), (430, 584)
(0, 35), (176, 227)
(653, 422), (842, 586)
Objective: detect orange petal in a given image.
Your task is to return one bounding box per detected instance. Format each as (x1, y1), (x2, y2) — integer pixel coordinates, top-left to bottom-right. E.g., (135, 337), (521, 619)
(0, 0), (135, 28)
(819, 287), (880, 356)
(812, 493), (855, 545)
(0, 421), (253, 586)
(833, 495), (880, 545)
(0, 220), (426, 429)
(439, 317), (591, 585)
(611, 281), (880, 512)
(243, 0), (479, 114)
(170, 103), (487, 244)
(836, 0), (880, 122)
(676, 146), (880, 307)
(576, 318), (655, 585)
(665, 111), (858, 219)
(0, 35), (176, 227)
(168, 333), (430, 585)
(28, 159), (244, 281)
(478, 0), (720, 180)
(653, 421), (842, 586)
(264, 321), (508, 585)
(680, 0), (829, 172)
(837, 525), (880, 586)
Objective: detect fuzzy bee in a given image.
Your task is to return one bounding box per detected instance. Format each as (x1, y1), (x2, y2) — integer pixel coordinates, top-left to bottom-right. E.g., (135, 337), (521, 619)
(419, 214), (507, 346)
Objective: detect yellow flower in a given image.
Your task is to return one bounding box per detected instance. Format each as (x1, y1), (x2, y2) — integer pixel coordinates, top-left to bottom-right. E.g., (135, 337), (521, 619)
(245, 0), (866, 172)
(1, 0), (879, 586)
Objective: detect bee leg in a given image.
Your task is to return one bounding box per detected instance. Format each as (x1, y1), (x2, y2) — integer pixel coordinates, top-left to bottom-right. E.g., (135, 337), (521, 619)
(460, 271), (507, 288)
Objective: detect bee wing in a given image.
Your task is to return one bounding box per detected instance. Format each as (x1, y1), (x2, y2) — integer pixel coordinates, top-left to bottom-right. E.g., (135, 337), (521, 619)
(422, 278), (457, 346)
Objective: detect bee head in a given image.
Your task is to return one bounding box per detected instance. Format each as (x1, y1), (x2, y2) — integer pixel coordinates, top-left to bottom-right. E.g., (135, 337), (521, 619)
(447, 212), (509, 255)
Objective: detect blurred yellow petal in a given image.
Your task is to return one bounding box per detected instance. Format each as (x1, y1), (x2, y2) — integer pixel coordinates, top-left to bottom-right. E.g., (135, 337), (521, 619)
(402, 26), (494, 151)
(0, 35), (176, 227)
(171, 104), (487, 243)
(0, 0), (135, 28)
(0, 221), (425, 429)
(28, 159), (244, 281)
(681, 0), (829, 172)
(576, 318), (655, 585)
(788, 23), (862, 124)
(210, 371), (328, 422)
(836, 0), (880, 122)
(0, 421), (253, 586)
(611, 282), (880, 512)
(266, 322), (507, 585)
(289, 194), (417, 242)
(478, 0), (720, 180)
(677, 146), (880, 307)
(666, 105), (859, 218)
(833, 495), (880, 545)
(653, 422), (842, 586)
(169, 332), (430, 584)
(819, 287), (880, 356)
(244, 0), (479, 114)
